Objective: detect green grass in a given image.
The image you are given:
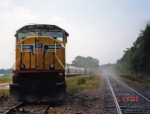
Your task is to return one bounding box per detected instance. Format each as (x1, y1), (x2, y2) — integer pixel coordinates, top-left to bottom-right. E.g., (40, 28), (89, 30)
(0, 75), (11, 95)
(0, 75), (12, 84)
(66, 75), (101, 93)
(0, 89), (9, 95)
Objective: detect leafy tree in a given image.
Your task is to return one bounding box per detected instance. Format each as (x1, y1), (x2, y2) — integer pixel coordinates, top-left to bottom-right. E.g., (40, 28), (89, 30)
(0, 69), (12, 75)
(0, 69), (5, 74)
(72, 56), (99, 68)
(116, 24), (150, 78)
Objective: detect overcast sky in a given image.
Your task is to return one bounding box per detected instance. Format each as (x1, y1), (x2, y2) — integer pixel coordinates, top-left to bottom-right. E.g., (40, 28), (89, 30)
(0, 0), (150, 69)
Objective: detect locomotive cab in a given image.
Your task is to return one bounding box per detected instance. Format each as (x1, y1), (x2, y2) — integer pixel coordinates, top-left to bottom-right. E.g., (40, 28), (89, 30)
(10, 24), (69, 102)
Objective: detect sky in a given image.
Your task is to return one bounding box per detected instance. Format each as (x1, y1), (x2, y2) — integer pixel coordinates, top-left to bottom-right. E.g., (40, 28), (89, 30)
(0, 0), (150, 69)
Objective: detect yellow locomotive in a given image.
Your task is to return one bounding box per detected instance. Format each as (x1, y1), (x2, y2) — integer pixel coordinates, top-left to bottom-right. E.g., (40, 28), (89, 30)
(10, 24), (69, 102)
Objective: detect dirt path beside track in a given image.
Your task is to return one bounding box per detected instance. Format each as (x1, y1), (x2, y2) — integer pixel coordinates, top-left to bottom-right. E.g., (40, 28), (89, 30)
(0, 83), (9, 90)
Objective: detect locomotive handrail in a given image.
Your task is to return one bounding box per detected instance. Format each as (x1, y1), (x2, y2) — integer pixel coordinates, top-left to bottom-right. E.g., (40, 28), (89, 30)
(11, 57), (20, 70)
(54, 42), (65, 70)
(55, 55), (65, 70)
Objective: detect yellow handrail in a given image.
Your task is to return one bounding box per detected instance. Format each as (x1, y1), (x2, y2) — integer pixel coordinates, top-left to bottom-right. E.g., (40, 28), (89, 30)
(11, 57), (20, 70)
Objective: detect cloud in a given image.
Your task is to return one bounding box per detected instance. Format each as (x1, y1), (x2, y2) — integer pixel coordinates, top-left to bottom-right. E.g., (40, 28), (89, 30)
(0, 0), (36, 69)
(0, 0), (13, 8)
(0, 0), (35, 25)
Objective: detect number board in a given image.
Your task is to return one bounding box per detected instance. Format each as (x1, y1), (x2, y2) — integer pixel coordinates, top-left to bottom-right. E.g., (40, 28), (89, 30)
(27, 25), (54, 30)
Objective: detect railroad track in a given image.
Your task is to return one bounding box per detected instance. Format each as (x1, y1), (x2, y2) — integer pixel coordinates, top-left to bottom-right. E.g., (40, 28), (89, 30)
(4, 101), (24, 114)
(104, 74), (150, 114)
(4, 101), (51, 114)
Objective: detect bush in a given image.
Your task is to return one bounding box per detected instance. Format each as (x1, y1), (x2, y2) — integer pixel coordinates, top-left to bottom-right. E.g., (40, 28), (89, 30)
(77, 78), (86, 85)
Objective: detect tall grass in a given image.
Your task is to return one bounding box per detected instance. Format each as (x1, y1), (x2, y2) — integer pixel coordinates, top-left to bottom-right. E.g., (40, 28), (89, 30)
(66, 75), (101, 93)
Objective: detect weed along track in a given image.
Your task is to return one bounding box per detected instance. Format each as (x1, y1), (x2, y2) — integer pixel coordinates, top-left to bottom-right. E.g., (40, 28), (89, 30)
(104, 74), (150, 114)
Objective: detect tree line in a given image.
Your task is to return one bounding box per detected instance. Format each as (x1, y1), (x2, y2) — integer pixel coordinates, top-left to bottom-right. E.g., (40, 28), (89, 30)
(72, 56), (100, 69)
(116, 23), (150, 78)
(0, 69), (12, 75)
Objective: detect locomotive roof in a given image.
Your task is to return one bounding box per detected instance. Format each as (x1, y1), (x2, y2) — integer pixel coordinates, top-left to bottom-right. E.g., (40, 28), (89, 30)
(16, 24), (69, 36)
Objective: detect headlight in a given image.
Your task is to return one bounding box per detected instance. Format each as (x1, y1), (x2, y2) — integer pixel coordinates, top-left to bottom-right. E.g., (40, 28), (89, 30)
(50, 63), (54, 69)
(50, 64), (54, 68)
(20, 64), (25, 69)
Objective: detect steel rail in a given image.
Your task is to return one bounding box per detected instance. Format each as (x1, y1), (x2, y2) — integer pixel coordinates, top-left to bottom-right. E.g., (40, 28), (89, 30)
(111, 75), (150, 103)
(4, 101), (24, 114)
(42, 104), (51, 114)
(105, 75), (122, 114)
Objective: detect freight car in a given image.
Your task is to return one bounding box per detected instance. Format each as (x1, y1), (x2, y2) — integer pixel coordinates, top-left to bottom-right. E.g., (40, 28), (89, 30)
(10, 24), (69, 102)
(65, 64), (85, 76)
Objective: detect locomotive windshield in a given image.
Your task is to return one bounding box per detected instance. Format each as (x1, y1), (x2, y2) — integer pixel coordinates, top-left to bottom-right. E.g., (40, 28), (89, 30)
(41, 31), (64, 42)
(18, 32), (38, 41)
